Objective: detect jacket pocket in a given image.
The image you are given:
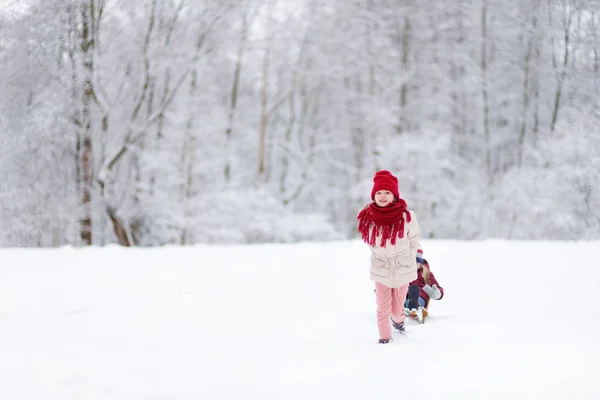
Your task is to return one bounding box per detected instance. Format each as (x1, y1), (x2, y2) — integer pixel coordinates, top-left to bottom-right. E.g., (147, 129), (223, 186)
(370, 255), (391, 277)
(394, 253), (413, 268)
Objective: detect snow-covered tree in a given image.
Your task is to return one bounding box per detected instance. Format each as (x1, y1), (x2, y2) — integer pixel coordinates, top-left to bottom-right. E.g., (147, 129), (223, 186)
(1, 0), (598, 246)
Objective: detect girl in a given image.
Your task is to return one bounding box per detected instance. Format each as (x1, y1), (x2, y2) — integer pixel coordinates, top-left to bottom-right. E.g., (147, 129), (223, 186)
(405, 249), (444, 324)
(357, 170), (421, 344)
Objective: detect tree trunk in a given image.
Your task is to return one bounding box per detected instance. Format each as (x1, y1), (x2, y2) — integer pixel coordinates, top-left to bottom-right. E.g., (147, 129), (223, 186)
(279, 79), (298, 199)
(397, 16), (410, 134)
(481, 1), (491, 176)
(532, 39), (541, 141)
(284, 82), (317, 205)
(79, 0), (95, 245)
(550, 5), (573, 133)
(98, 0), (157, 247)
(107, 206), (131, 246)
(224, 15), (248, 183)
(67, 3), (82, 244)
(180, 35), (208, 245)
(518, 17), (535, 166)
(257, 1), (274, 188)
(180, 68), (199, 245)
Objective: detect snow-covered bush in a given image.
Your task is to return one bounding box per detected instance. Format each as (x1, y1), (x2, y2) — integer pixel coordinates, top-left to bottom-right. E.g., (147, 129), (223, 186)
(191, 189), (343, 244)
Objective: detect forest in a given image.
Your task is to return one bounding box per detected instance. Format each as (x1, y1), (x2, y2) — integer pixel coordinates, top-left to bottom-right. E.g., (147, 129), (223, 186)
(1, 0), (598, 246)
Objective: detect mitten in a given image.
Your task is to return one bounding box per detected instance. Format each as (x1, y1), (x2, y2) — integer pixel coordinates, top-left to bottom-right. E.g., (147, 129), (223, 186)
(423, 284), (442, 300)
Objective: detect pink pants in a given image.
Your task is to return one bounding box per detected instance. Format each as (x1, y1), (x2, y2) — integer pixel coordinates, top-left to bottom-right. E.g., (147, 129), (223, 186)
(375, 282), (409, 340)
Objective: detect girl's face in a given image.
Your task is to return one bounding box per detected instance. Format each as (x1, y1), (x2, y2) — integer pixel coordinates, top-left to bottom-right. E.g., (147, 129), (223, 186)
(374, 190), (395, 207)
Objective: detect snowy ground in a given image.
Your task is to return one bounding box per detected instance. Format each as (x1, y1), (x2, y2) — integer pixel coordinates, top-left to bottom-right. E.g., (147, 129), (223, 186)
(1, 240), (599, 399)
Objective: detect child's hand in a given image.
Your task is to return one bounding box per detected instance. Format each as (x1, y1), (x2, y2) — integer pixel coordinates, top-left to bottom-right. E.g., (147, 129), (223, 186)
(424, 284), (442, 300)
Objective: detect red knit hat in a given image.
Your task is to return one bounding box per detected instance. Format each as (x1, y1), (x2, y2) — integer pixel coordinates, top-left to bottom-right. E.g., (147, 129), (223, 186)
(371, 170), (400, 200)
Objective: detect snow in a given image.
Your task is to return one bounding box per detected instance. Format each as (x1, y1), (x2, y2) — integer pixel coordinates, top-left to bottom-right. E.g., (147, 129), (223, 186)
(1, 240), (599, 399)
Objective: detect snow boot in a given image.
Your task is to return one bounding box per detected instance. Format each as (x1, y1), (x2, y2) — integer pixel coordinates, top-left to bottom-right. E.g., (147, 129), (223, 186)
(392, 320), (405, 335)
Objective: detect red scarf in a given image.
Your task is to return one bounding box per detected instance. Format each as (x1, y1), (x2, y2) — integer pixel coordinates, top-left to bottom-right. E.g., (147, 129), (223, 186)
(357, 199), (411, 247)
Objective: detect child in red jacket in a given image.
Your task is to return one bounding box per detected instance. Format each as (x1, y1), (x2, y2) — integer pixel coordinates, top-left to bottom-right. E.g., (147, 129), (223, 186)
(404, 249), (444, 322)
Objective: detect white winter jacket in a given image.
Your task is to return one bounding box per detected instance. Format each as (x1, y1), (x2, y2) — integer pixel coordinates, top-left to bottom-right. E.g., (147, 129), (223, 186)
(369, 210), (421, 288)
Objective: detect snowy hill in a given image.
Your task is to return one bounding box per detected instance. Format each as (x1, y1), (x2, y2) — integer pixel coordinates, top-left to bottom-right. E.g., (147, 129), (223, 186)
(1, 240), (599, 399)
